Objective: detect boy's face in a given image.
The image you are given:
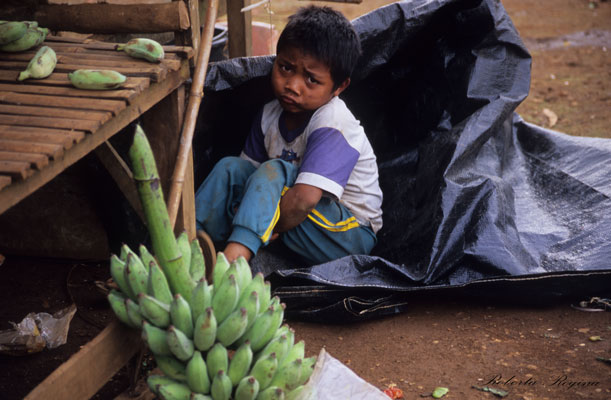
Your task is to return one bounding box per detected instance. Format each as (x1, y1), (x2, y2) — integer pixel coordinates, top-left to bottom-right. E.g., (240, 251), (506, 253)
(271, 46), (349, 115)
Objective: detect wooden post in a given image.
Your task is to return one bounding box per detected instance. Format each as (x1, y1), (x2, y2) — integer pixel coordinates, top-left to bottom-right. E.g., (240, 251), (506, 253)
(227, 0), (252, 57)
(24, 320), (141, 400)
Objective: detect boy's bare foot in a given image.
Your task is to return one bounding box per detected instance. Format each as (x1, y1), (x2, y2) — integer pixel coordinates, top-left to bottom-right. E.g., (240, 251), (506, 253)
(223, 242), (253, 263)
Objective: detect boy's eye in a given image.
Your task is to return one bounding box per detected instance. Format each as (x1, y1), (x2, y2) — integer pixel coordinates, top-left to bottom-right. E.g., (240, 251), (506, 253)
(280, 63), (292, 72)
(307, 75), (319, 84)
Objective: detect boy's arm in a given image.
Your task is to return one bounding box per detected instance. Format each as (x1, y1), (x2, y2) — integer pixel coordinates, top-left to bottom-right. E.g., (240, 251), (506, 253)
(273, 183), (322, 233)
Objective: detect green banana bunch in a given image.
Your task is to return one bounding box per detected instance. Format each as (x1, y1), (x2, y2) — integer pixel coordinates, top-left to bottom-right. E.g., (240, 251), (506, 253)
(116, 37), (165, 63)
(107, 126), (321, 398)
(0, 26), (47, 52)
(68, 69), (126, 90)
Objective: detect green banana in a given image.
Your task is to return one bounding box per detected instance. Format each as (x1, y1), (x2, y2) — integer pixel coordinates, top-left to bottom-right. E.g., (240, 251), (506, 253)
(0, 21), (27, 45)
(107, 289), (132, 327)
(138, 292), (171, 328)
(177, 231), (192, 274)
(141, 320), (172, 356)
(125, 298), (144, 327)
(191, 279), (213, 324)
(171, 294), (194, 339)
(211, 274), (239, 324)
(17, 45), (56, 80)
(212, 252), (230, 287)
(139, 244), (156, 273)
(235, 376), (260, 400)
(236, 290), (260, 330)
(189, 238), (206, 282)
(186, 350), (210, 394)
(119, 243), (130, 262)
(269, 358), (302, 392)
(205, 342), (228, 381)
(228, 341), (253, 386)
(157, 381), (192, 400)
(147, 374), (179, 395)
(124, 252), (149, 296)
(249, 352), (277, 390)
(281, 341), (305, 370)
(210, 370), (232, 400)
(216, 307), (248, 347)
(256, 386), (285, 400)
(232, 256), (253, 294)
(155, 355), (188, 381)
(167, 325), (195, 361)
(68, 69), (126, 90)
(240, 300), (284, 352)
(191, 394), (213, 400)
(297, 357), (316, 386)
(255, 334), (289, 366)
(148, 260), (174, 305)
(193, 307), (217, 352)
(116, 37), (165, 63)
(285, 386), (304, 400)
(259, 281), (272, 314)
(0, 27), (46, 52)
(110, 253), (136, 300)
(250, 299), (284, 352)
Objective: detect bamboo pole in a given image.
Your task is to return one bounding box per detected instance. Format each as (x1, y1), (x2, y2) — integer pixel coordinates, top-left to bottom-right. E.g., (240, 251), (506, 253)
(167, 0), (219, 229)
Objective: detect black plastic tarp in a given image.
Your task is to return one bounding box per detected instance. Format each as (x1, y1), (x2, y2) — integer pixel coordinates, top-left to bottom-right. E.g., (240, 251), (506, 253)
(194, 0), (611, 321)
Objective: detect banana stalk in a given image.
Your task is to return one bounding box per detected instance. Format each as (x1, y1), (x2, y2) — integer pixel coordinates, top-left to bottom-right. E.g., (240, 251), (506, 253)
(129, 124), (195, 302)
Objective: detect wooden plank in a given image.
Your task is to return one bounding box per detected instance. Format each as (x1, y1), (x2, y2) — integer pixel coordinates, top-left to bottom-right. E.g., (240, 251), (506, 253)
(0, 83), (138, 104)
(34, 2), (190, 34)
(0, 92), (126, 115)
(0, 115), (100, 133)
(0, 175), (10, 191)
(227, 0), (252, 57)
(44, 39), (195, 59)
(48, 0), (171, 4)
(0, 71), (151, 93)
(0, 150), (49, 170)
(0, 61), (167, 82)
(24, 320), (141, 400)
(0, 139), (64, 160)
(0, 52), (181, 71)
(0, 125), (86, 145)
(94, 141), (145, 223)
(0, 60), (189, 215)
(0, 131), (75, 150)
(0, 105), (112, 124)
(175, 0), (200, 56)
(0, 160), (32, 180)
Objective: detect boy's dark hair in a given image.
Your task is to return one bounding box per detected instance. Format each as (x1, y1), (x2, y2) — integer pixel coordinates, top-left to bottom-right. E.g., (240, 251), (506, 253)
(277, 5), (361, 88)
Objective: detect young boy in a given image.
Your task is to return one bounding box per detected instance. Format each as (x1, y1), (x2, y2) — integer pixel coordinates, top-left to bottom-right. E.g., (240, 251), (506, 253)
(195, 5), (383, 265)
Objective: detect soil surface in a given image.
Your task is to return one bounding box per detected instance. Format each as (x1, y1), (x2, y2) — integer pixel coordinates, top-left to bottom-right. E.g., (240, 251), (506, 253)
(1, 1), (610, 399)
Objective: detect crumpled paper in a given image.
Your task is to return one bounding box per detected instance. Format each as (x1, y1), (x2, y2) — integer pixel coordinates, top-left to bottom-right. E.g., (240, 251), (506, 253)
(0, 304), (77, 356)
(297, 348), (388, 399)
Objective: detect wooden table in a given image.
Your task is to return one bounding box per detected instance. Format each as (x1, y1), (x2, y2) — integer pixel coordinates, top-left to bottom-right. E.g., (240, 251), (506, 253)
(0, 34), (195, 228)
(0, 35), (197, 399)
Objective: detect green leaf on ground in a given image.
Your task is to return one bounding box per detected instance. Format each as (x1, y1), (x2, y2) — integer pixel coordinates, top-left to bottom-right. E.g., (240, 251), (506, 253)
(472, 385), (509, 397)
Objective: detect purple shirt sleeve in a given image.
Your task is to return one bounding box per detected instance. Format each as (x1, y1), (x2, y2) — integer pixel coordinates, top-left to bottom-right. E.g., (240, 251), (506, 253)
(242, 109), (268, 163)
(299, 127), (359, 187)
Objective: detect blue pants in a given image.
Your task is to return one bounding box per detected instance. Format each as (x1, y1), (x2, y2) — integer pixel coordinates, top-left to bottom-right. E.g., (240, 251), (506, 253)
(194, 156), (377, 265)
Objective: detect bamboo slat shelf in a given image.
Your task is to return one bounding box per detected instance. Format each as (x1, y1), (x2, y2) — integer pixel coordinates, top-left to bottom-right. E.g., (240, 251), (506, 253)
(0, 34), (194, 215)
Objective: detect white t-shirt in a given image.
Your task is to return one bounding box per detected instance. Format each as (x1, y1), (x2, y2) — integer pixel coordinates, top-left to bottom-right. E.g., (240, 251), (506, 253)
(241, 96), (383, 233)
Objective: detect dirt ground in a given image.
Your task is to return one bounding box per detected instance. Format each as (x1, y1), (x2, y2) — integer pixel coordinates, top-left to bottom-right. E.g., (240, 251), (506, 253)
(1, 0), (610, 399)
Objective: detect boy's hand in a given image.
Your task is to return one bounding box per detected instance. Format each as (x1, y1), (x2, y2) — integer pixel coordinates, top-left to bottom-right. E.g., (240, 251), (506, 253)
(274, 183), (322, 233)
